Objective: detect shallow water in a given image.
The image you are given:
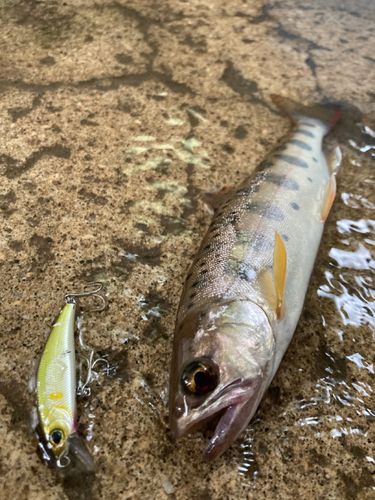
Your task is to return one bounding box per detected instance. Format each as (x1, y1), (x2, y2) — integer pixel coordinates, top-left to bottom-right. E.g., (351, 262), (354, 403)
(0, 0), (375, 499)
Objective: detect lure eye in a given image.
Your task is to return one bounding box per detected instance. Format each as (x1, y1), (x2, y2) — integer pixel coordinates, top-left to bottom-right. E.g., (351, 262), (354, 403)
(50, 429), (64, 446)
(181, 359), (219, 395)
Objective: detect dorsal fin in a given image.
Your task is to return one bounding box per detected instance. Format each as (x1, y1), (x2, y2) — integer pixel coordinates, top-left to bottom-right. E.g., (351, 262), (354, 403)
(273, 231), (287, 319)
(320, 174), (336, 222)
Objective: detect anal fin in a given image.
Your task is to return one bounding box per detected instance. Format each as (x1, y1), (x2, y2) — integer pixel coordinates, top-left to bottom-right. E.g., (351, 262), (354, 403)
(320, 174), (337, 222)
(273, 231), (287, 319)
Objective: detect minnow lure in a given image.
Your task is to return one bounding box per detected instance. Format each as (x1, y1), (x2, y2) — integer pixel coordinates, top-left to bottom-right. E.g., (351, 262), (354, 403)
(169, 96), (342, 461)
(32, 283), (104, 471)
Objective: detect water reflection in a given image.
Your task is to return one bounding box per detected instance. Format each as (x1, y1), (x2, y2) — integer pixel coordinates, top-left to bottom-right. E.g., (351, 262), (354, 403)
(237, 423), (259, 486)
(348, 123), (375, 158)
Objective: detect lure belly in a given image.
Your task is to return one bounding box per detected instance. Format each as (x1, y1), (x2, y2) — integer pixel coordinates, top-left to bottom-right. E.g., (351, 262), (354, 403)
(169, 96), (342, 461)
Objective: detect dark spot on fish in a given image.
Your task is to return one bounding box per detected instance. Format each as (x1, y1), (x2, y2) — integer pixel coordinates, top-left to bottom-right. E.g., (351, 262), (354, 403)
(274, 154), (308, 169)
(265, 173), (299, 190)
(227, 213), (240, 225)
(300, 122), (316, 128)
(308, 177), (313, 182)
(254, 233), (273, 250)
(296, 129), (315, 138)
(256, 161), (274, 172)
(236, 184), (260, 196)
(204, 244), (211, 251)
(200, 270), (208, 275)
(238, 266), (257, 282)
(281, 234), (289, 241)
(199, 261), (206, 267)
(312, 157), (318, 163)
(275, 145), (287, 151)
(189, 293), (197, 299)
(238, 270), (251, 281)
(186, 273), (192, 280)
(291, 203), (299, 210)
(289, 139), (312, 151)
(179, 324), (184, 331)
(186, 303), (194, 310)
(192, 281), (199, 287)
(245, 201), (284, 221)
(211, 232), (220, 238)
(216, 212), (239, 228)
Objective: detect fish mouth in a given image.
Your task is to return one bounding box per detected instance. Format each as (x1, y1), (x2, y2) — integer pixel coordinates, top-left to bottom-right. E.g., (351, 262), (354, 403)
(170, 376), (264, 462)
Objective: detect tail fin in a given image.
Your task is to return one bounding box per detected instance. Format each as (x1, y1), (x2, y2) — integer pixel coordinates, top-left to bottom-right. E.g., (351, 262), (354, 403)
(271, 94), (341, 134)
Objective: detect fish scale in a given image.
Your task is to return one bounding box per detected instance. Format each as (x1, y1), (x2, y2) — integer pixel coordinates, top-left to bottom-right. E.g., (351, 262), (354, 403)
(169, 96), (341, 461)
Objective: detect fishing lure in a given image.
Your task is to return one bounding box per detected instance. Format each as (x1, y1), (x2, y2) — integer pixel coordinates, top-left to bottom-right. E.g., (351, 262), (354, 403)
(169, 96), (342, 461)
(32, 283), (105, 471)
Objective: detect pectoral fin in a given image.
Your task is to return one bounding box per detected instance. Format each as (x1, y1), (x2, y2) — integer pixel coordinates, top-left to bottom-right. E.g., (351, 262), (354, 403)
(320, 174), (336, 222)
(273, 231), (287, 319)
(327, 146), (342, 175)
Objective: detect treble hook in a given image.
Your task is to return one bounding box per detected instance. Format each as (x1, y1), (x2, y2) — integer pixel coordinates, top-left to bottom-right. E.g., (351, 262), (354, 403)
(64, 282), (106, 311)
(77, 350), (110, 398)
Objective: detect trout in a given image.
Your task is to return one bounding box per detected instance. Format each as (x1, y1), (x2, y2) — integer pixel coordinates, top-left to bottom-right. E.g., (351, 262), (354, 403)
(169, 96), (342, 461)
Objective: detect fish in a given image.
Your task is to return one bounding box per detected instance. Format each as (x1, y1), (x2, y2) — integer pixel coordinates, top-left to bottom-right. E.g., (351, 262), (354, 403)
(31, 283), (104, 471)
(169, 95), (342, 462)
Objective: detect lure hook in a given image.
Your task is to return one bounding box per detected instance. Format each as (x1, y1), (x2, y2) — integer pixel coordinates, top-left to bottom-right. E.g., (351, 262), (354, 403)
(64, 282), (105, 311)
(77, 351), (110, 398)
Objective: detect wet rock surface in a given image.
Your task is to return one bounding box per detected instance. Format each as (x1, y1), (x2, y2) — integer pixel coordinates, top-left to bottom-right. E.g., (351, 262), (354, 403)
(1, 0), (375, 498)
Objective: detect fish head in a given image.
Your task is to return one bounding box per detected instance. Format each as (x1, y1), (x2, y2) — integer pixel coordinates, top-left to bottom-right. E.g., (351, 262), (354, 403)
(169, 299), (275, 461)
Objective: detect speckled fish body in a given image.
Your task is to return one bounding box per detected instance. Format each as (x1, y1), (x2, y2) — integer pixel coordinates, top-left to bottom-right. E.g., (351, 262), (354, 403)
(169, 96), (341, 461)
(37, 303), (77, 460)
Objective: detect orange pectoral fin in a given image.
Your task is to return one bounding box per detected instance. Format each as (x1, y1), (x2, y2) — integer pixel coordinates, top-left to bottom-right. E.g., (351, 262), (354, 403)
(320, 174), (336, 222)
(273, 231), (287, 319)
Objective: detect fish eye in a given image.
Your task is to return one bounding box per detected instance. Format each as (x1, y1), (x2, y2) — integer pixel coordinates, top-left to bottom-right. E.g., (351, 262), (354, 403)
(181, 359), (219, 395)
(50, 429), (64, 446)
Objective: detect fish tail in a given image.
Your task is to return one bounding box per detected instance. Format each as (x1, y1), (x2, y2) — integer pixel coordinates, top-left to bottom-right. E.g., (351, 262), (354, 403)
(271, 94), (341, 133)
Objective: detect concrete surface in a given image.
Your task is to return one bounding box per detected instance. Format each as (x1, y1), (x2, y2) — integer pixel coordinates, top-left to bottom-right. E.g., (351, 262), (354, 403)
(1, 0), (375, 498)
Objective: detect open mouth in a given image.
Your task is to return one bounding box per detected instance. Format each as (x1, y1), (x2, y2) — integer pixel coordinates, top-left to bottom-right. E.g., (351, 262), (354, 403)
(171, 377), (264, 462)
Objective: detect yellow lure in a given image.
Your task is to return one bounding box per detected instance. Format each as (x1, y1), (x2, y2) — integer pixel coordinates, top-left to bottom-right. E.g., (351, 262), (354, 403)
(37, 303), (77, 461)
